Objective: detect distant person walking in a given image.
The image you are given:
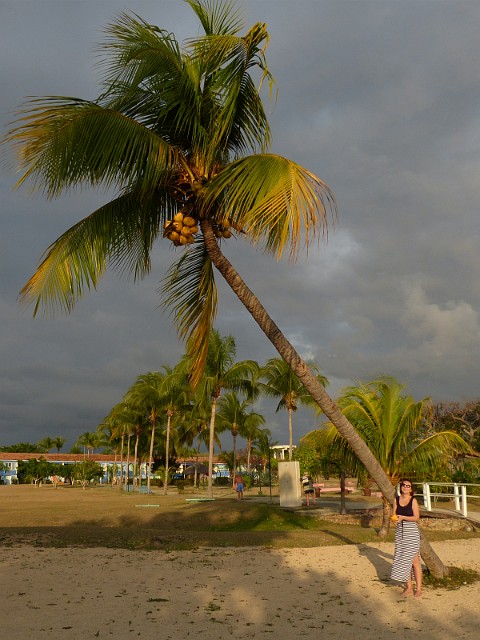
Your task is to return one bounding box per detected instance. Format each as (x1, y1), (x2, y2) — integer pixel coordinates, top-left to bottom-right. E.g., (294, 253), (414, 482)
(390, 478), (422, 598)
(302, 473), (316, 507)
(234, 473), (245, 500)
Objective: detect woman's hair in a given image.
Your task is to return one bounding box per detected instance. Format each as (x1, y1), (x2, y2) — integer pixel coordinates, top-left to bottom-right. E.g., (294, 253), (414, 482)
(399, 478), (415, 497)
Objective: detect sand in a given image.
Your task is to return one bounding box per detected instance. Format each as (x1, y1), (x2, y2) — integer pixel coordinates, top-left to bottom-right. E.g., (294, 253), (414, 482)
(2, 539), (479, 639)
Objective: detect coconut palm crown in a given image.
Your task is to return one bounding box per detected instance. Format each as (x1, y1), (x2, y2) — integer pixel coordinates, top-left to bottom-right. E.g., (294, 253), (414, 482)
(6, 0), (335, 387)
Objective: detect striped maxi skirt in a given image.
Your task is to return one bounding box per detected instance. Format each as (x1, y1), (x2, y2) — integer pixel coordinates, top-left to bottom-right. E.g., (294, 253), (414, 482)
(390, 521), (421, 583)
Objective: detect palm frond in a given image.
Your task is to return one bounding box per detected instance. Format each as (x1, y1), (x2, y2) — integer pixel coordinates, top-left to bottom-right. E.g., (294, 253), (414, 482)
(99, 12), (183, 88)
(7, 97), (174, 197)
(186, 0), (244, 36)
(189, 22), (273, 159)
(201, 154), (337, 260)
(19, 188), (172, 315)
(161, 239), (218, 388)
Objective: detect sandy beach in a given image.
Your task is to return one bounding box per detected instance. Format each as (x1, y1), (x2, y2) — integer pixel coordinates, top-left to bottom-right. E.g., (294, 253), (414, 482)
(2, 539), (479, 639)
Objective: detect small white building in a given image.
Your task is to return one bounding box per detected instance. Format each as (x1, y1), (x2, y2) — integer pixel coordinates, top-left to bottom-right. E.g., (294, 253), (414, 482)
(270, 445), (296, 460)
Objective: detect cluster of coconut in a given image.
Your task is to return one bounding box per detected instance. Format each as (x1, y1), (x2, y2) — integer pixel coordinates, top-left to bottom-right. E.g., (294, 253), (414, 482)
(164, 212), (235, 246)
(163, 211), (199, 246)
(212, 218), (232, 239)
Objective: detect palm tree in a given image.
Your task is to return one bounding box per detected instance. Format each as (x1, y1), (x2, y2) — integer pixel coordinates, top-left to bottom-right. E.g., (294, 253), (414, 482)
(127, 371), (165, 492)
(260, 358), (327, 461)
(4, 0), (450, 576)
(76, 432), (99, 458)
(242, 408), (266, 473)
(97, 416), (121, 485)
(37, 437), (55, 453)
(217, 392), (264, 482)
(216, 392), (246, 484)
(100, 402), (130, 487)
(52, 436), (66, 453)
(127, 366), (193, 493)
(193, 329), (258, 498)
(305, 377), (472, 534)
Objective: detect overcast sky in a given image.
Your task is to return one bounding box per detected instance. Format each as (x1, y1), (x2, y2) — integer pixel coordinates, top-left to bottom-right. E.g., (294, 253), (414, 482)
(2, 0), (480, 451)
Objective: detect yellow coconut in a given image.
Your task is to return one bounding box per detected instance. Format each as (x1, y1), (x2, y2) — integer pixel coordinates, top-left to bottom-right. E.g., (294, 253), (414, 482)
(181, 226), (192, 237)
(179, 235), (188, 245)
(221, 218), (231, 230)
(183, 216), (196, 227)
(186, 235), (195, 244)
(168, 231), (180, 243)
(222, 230), (232, 239)
(172, 221), (183, 232)
(190, 225), (198, 234)
(164, 220), (172, 229)
(173, 212), (184, 223)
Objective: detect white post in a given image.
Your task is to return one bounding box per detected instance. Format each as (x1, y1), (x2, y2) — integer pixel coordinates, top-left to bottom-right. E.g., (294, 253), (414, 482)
(460, 485), (468, 518)
(453, 483), (460, 512)
(423, 483), (432, 511)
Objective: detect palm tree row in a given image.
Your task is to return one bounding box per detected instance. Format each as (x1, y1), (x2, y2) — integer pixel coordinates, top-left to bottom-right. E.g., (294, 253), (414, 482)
(97, 329), (320, 497)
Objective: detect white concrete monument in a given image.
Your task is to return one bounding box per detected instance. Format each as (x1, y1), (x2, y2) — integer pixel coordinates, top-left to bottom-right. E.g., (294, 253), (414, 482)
(278, 460), (302, 508)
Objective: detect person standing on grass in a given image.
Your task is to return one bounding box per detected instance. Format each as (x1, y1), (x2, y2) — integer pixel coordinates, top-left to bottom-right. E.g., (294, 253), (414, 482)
(234, 473), (245, 500)
(390, 478), (422, 598)
(302, 473), (316, 507)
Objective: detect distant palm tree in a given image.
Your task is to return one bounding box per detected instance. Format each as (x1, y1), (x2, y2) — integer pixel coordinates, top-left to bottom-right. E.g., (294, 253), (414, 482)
(193, 329), (258, 498)
(217, 392), (265, 480)
(252, 428), (276, 474)
(260, 358), (328, 460)
(52, 436), (66, 453)
(76, 432), (99, 458)
(217, 392), (246, 484)
(243, 411), (267, 472)
(37, 437), (55, 453)
(128, 366), (192, 494)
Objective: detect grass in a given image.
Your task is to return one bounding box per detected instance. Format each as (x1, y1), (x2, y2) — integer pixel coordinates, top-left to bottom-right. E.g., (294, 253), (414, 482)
(423, 566), (480, 589)
(1, 484), (479, 552)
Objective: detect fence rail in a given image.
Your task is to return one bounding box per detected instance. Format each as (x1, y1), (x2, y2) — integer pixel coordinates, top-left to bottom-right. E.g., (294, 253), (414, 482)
(418, 482), (480, 518)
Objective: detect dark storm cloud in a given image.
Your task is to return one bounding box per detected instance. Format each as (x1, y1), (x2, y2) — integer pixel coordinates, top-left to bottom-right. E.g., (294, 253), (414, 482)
(2, 1), (480, 449)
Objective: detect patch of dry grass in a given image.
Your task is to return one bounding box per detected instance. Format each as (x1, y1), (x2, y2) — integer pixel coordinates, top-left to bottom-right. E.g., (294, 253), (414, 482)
(1, 484), (478, 550)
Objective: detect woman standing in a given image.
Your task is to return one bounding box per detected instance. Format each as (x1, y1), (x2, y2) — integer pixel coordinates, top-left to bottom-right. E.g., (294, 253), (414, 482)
(301, 473), (316, 507)
(390, 478), (422, 598)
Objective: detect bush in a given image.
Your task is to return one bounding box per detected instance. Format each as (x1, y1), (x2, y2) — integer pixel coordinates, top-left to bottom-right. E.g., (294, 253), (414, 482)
(243, 475), (254, 489)
(215, 476), (231, 486)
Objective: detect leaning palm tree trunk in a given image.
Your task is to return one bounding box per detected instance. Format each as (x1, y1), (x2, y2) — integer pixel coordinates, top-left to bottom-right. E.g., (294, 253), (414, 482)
(202, 221), (448, 578)
(379, 495), (392, 537)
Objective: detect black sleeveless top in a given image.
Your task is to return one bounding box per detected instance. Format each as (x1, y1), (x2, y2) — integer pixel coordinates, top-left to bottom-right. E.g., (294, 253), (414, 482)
(396, 495), (414, 516)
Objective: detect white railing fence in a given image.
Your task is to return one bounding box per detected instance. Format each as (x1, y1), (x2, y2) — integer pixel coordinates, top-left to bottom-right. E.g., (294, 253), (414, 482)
(419, 482), (480, 518)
